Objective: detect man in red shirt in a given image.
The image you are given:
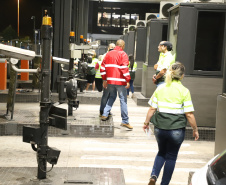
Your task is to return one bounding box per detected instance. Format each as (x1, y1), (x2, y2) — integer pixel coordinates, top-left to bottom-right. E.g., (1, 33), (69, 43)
(100, 39), (133, 130)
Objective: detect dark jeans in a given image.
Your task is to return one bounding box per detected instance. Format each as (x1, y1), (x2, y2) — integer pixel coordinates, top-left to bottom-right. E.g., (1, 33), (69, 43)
(127, 80), (134, 95)
(151, 127), (185, 185)
(100, 87), (110, 114)
(95, 78), (103, 92)
(102, 84), (129, 123)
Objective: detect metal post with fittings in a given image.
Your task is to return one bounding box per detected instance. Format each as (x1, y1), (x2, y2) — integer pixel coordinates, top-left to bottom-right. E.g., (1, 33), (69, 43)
(37, 10), (53, 179)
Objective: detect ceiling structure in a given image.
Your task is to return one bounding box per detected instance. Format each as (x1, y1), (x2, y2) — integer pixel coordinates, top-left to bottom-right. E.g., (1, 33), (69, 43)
(90, 0), (190, 3)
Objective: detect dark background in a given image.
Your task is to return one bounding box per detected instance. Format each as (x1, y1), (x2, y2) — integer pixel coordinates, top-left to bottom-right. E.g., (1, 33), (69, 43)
(0, 0), (160, 38)
(0, 0), (53, 38)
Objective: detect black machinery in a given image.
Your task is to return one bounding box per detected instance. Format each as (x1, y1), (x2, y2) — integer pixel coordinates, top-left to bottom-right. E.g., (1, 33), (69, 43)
(53, 33), (99, 116)
(22, 11), (67, 179)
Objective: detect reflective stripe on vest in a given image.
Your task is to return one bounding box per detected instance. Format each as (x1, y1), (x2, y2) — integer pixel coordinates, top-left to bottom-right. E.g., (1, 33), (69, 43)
(95, 60), (102, 78)
(128, 61), (137, 72)
(148, 80), (194, 114)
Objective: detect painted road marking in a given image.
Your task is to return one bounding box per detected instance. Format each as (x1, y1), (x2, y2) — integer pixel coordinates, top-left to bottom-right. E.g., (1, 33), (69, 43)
(81, 155), (206, 164)
(83, 148), (197, 154)
(79, 164), (198, 172)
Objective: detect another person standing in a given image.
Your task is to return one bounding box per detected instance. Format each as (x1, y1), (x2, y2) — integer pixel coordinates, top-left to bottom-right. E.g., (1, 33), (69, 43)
(100, 39), (133, 130)
(102, 43), (116, 62)
(143, 62), (199, 185)
(99, 43), (115, 116)
(127, 54), (137, 98)
(152, 41), (175, 87)
(85, 50), (98, 92)
(95, 55), (103, 92)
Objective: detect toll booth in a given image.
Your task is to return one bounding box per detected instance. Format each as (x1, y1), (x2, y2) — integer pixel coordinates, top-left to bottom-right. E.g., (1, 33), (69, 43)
(120, 34), (125, 48)
(120, 32), (134, 59)
(122, 34), (128, 54)
(168, 3), (226, 127)
(215, 94), (226, 155)
(141, 19), (168, 98)
(127, 31), (135, 56)
(133, 27), (147, 87)
(215, 48), (226, 155)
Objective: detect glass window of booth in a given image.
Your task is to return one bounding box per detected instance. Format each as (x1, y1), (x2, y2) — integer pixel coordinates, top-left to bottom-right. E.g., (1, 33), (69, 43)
(98, 12), (111, 27)
(130, 14), (139, 25)
(121, 14), (130, 27)
(194, 11), (225, 73)
(169, 9), (225, 76)
(97, 11), (139, 28)
(112, 13), (121, 27)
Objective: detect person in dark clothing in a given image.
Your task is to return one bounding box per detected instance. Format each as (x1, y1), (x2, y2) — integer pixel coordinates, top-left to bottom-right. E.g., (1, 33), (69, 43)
(85, 50), (98, 92)
(95, 55), (103, 92)
(127, 55), (137, 98)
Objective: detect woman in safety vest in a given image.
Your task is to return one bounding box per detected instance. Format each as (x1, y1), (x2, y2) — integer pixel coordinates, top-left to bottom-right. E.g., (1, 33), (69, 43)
(85, 50), (98, 92)
(127, 54), (137, 98)
(95, 55), (103, 92)
(143, 62), (199, 185)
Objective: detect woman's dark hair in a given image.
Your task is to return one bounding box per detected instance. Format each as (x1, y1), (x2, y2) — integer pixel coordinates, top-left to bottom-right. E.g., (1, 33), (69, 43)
(161, 41), (173, 51)
(164, 45), (173, 51)
(128, 54), (134, 70)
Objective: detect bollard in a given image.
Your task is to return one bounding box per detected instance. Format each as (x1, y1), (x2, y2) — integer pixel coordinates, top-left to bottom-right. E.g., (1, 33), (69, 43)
(0, 59), (7, 90)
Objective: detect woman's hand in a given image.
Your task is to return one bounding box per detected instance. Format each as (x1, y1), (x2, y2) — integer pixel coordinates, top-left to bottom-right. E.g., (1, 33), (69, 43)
(193, 130), (199, 141)
(143, 125), (149, 133)
(185, 112), (199, 141)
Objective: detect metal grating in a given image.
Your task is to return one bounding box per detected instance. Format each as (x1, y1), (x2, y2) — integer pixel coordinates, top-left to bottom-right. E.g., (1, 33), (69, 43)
(150, 124), (215, 141)
(0, 90), (102, 104)
(0, 110), (114, 138)
(0, 167), (125, 185)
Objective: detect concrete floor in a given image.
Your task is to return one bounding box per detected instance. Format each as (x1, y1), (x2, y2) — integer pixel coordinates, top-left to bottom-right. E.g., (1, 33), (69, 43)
(0, 92), (215, 185)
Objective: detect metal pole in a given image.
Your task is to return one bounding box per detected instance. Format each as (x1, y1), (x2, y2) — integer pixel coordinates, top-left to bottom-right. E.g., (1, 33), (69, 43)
(37, 11), (52, 179)
(18, 0), (19, 37)
(34, 17), (36, 43)
(38, 29), (41, 55)
(68, 32), (75, 116)
(32, 16), (36, 53)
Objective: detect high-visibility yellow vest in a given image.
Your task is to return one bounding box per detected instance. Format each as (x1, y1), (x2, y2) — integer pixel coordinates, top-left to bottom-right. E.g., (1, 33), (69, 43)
(156, 51), (175, 84)
(128, 61), (137, 80)
(87, 58), (98, 75)
(149, 80), (194, 130)
(156, 51), (175, 71)
(95, 60), (102, 78)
